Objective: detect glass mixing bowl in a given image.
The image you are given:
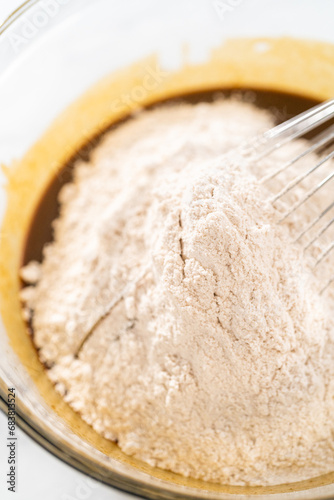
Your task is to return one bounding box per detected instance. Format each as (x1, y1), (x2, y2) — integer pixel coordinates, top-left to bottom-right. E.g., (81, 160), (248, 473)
(1, 1), (334, 498)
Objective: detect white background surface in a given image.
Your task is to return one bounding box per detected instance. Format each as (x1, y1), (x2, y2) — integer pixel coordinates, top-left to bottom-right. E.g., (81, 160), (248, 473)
(0, 4), (133, 500)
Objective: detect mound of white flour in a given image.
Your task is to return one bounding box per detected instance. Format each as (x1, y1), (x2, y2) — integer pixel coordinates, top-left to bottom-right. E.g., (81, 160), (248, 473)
(21, 99), (334, 486)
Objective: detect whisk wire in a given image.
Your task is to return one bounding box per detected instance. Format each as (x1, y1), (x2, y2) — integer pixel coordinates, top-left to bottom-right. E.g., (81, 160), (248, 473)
(260, 124), (334, 183)
(304, 217), (334, 252)
(271, 150), (334, 204)
(278, 169), (334, 223)
(295, 200), (334, 243)
(253, 98), (334, 293)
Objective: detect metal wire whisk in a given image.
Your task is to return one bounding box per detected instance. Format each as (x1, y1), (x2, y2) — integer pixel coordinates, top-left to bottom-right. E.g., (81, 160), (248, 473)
(240, 99), (334, 294)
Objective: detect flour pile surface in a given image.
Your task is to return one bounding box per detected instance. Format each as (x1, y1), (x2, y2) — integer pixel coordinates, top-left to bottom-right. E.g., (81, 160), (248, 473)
(21, 99), (334, 486)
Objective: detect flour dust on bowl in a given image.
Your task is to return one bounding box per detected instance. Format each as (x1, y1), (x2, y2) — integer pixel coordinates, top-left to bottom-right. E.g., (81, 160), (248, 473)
(0, 1), (334, 499)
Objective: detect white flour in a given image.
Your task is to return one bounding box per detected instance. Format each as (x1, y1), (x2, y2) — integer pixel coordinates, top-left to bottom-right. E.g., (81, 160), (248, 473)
(21, 99), (334, 486)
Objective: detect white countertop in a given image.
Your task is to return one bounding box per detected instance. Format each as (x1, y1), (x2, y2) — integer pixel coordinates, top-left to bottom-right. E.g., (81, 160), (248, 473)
(0, 410), (133, 500)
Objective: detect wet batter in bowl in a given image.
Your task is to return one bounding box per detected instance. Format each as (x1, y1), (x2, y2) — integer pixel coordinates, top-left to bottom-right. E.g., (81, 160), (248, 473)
(20, 95), (334, 486)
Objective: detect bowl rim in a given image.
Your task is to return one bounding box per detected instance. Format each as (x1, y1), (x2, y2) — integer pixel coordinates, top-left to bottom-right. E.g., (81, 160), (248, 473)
(0, 0), (39, 35)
